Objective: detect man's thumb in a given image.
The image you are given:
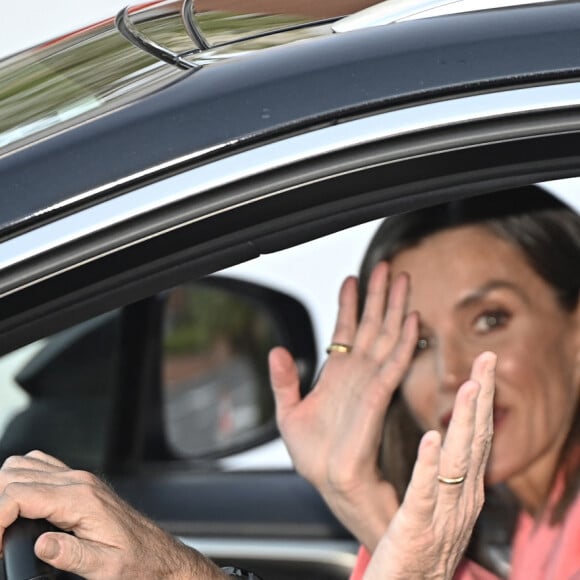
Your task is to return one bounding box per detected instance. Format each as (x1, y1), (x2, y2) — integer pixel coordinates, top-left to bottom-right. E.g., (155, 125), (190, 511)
(36, 531), (97, 576)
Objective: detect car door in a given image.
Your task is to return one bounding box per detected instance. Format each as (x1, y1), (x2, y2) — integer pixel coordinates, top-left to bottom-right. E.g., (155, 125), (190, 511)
(1, 148), (579, 580)
(1, 3), (580, 579)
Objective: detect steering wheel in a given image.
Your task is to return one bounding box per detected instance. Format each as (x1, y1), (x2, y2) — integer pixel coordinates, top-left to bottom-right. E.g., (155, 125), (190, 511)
(3, 518), (65, 580)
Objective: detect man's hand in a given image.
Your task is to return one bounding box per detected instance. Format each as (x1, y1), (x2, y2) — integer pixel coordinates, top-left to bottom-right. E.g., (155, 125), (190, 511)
(0, 451), (227, 579)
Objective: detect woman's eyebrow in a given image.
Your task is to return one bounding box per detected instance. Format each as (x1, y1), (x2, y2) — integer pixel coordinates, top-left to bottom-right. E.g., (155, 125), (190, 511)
(455, 280), (530, 310)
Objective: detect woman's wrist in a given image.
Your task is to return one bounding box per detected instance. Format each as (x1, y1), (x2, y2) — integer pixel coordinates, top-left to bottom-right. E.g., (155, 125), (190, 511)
(327, 483), (398, 552)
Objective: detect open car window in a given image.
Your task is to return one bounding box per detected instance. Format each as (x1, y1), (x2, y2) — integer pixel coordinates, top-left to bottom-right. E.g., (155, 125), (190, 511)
(0, 180), (577, 474)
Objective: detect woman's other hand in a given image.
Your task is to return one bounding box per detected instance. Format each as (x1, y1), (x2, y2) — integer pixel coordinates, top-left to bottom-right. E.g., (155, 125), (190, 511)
(269, 262), (419, 550)
(363, 352), (496, 580)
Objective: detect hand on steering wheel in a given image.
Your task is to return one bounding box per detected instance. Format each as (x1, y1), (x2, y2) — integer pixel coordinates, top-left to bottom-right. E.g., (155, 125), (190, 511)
(3, 517), (64, 579)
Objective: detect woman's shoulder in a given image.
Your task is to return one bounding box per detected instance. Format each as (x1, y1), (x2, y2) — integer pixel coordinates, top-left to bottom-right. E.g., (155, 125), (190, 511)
(349, 546), (502, 580)
(455, 559), (502, 580)
(349, 546), (371, 580)
(509, 487), (580, 579)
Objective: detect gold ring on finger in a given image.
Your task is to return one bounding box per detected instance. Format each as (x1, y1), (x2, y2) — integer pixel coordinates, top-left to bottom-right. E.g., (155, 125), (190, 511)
(437, 474), (466, 485)
(326, 343), (352, 354)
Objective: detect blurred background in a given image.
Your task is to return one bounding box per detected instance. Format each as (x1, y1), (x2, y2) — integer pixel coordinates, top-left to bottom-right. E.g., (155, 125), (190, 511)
(1, 0), (132, 58)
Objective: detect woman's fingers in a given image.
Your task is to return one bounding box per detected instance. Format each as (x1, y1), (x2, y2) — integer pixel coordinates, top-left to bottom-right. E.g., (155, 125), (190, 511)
(354, 262), (389, 352)
(356, 264), (414, 365)
(329, 276), (360, 349)
(438, 380), (479, 492)
(268, 347), (302, 424)
(470, 352), (496, 477)
(377, 310), (418, 387)
(363, 353), (496, 580)
(374, 272), (410, 358)
(330, 263), (414, 368)
(400, 430), (441, 522)
(437, 352), (496, 491)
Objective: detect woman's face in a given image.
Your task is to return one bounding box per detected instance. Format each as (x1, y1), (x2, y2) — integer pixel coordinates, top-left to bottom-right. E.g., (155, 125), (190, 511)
(390, 225), (580, 503)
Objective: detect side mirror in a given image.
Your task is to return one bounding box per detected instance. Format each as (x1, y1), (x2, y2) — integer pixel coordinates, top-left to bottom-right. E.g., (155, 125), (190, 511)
(160, 275), (317, 459)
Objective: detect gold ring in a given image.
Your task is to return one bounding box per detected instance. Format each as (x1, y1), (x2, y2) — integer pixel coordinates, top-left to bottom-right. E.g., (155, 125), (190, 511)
(326, 343), (352, 354)
(437, 474), (466, 485)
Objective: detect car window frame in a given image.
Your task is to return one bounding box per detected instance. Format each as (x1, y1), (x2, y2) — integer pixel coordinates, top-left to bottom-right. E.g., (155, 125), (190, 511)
(2, 90), (580, 356)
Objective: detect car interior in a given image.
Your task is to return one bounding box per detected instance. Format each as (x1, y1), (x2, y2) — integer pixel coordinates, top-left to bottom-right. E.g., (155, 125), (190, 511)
(0, 181), (577, 579)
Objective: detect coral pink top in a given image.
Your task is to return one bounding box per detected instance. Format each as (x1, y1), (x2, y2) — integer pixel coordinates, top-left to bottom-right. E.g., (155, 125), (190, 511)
(349, 546), (497, 580)
(509, 490), (580, 579)
(349, 491), (580, 580)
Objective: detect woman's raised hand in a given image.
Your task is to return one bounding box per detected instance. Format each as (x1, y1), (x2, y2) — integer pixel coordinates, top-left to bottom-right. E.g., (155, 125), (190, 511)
(363, 352), (496, 580)
(269, 262), (419, 550)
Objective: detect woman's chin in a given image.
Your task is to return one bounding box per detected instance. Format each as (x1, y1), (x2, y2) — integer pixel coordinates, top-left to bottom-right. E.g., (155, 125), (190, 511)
(483, 450), (516, 486)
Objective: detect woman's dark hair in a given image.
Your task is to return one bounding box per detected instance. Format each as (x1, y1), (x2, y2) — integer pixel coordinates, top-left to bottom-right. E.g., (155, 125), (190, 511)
(358, 186), (580, 548)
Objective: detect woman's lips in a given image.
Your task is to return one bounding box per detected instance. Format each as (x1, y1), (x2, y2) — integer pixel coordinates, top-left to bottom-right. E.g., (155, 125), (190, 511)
(439, 406), (508, 430)
(440, 411), (453, 430)
(492, 407), (508, 429)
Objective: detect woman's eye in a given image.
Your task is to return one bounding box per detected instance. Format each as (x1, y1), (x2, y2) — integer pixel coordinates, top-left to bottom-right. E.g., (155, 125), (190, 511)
(473, 310), (509, 333)
(414, 337), (430, 357)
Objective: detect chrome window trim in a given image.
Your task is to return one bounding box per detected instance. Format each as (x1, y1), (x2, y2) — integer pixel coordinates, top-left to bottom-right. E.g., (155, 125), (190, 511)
(116, 7), (199, 69)
(182, 0), (210, 50)
(333, 0), (557, 32)
(179, 536), (358, 569)
(2, 81), (580, 291)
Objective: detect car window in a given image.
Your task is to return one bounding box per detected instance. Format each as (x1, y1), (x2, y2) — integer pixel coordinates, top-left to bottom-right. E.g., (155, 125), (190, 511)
(0, 312), (121, 471)
(0, 272), (317, 471)
(0, 186), (576, 475)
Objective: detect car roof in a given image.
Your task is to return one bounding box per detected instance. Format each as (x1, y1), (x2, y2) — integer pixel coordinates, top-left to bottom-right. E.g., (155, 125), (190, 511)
(1, 1), (580, 240)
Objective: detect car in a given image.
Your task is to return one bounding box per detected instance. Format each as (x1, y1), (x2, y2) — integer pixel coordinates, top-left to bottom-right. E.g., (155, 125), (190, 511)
(0, 0), (579, 579)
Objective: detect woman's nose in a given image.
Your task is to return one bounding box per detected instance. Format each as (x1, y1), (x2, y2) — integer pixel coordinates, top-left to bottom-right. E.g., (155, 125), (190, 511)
(436, 340), (471, 392)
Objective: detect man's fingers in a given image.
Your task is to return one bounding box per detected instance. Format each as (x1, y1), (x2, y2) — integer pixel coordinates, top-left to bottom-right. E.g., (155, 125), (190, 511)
(24, 451), (69, 469)
(35, 532), (101, 577)
(1, 453), (67, 479)
(269, 347), (302, 422)
(0, 483), (71, 549)
(0, 484), (66, 524)
(0, 494), (21, 547)
(0, 456), (81, 494)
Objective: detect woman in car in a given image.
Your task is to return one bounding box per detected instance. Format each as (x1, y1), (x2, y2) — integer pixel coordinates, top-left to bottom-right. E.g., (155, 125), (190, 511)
(0, 187), (567, 580)
(269, 187), (580, 579)
(0, 327), (494, 578)
(0, 210), (496, 577)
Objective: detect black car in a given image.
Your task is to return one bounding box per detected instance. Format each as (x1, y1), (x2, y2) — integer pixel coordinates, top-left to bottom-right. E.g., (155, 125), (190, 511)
(0, 1), (579, 579)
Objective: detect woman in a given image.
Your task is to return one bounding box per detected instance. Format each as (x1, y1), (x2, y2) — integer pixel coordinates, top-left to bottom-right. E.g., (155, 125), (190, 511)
(269, 187), (580, 579)
(0, 188), (566, 579)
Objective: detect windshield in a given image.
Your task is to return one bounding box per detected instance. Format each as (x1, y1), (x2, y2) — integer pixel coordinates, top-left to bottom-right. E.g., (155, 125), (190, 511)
(0, 18), (186, 156)
(0, 0), (381, 157)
